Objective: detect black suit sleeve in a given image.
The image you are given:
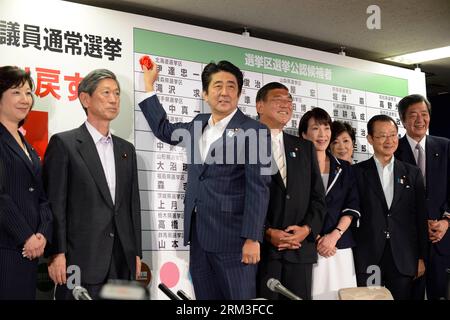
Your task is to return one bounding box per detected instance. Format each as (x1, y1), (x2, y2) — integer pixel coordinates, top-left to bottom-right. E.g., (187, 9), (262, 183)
(43, 134), (69, 255)
(240, 124), (271, 242)
(139, 95), (193, 147)
(37, 188), (53, 243)
(0, 182), (34, 246)
(130, 144), (142, 258)
(341, 165), (361, 225)
(414, 168), (428, 259)
(304, 142), (326, 239)
(445, 139), (450, 215)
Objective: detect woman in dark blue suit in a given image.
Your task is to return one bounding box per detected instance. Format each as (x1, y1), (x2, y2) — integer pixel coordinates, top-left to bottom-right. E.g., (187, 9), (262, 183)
(0, 66), (52, 299)
(299, 108), (360, 300)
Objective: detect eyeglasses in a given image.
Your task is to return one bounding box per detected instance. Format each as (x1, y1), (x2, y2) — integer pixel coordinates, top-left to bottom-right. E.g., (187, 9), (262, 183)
(268, 98), (293, 106)
(372, 133), (398, 142)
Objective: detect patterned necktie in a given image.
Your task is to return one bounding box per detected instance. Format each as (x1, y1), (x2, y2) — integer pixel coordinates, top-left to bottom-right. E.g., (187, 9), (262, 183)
(273, 137), (286, 186)
(415, 143), (426, 186)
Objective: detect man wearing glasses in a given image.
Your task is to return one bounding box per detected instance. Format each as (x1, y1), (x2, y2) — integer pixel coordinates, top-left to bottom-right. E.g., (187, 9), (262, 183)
(255, 82), (326, 300)
(353, 114), (428, 300)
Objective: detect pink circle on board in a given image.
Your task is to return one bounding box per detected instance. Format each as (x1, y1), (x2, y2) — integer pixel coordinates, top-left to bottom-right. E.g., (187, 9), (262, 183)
(159, 262), (180, 288)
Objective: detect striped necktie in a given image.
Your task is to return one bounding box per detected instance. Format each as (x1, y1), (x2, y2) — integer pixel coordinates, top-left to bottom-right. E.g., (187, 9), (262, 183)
(415, 143), (426, 186)
(273, 137), (286, 186)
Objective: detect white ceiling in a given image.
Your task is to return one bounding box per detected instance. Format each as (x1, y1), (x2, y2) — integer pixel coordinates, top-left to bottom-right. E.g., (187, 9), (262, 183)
(67, 0), (450, 96)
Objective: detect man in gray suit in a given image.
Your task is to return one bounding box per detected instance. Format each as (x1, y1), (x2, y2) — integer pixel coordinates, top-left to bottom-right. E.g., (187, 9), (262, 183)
(43, 69), (142, 300)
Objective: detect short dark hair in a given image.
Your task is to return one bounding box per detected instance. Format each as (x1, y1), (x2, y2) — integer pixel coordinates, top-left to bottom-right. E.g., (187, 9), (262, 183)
(367, 114), (398, 136)
(201, 60), (243, 95)
(298, 107), (332, 137)
(397, 94), (431, 122)
(331, 121), (356, 144)
(78, 69), (119, 115)
(0, 66), (34, 128)
(256, 82), (289, 102)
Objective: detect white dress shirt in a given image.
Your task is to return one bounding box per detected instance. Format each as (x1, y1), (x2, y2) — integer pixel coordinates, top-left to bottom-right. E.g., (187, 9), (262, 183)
(200, 109), (238, 162)
(85, 120), (116, 204)
(373, 155), (395, 209)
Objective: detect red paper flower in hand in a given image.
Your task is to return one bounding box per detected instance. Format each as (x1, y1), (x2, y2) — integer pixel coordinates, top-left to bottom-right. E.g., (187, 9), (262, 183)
(139, 55), (153, 70)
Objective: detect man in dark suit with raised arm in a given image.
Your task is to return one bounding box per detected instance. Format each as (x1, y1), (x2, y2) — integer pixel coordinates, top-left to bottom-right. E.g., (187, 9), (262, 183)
(43, 69), (142, 300)
(394, 94), (450, 300)
(353, 114), (428, 300)
(255, 82), (326, 300)
(138, 60), (271, 300)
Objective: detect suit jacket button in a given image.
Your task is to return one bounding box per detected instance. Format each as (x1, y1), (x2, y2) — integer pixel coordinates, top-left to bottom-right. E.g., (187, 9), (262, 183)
(286, 194), (290, 200)
(109, 233), (115, 238)
(199, 176), (204, 181)
(29, 187), (35, 192)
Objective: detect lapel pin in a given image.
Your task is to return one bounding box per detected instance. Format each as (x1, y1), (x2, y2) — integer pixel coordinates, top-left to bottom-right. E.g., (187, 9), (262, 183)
(227, 129), (239, 138)
(122, 153), (128, 159)
(398, 175), (410, 187)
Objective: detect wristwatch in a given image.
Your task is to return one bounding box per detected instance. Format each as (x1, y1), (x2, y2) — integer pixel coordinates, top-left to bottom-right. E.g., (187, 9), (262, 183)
(335, 227), (344, 236)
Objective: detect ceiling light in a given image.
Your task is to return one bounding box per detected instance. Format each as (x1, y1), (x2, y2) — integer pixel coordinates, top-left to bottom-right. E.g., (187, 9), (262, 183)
(384, 46), (450, 65)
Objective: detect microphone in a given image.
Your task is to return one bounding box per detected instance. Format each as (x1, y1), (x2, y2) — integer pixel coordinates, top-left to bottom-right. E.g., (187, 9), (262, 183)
(72, 286), (93, 300)
(177, 289), (193, 300)
(158, 283), (181, 300)
(266, 278), (302, 300)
